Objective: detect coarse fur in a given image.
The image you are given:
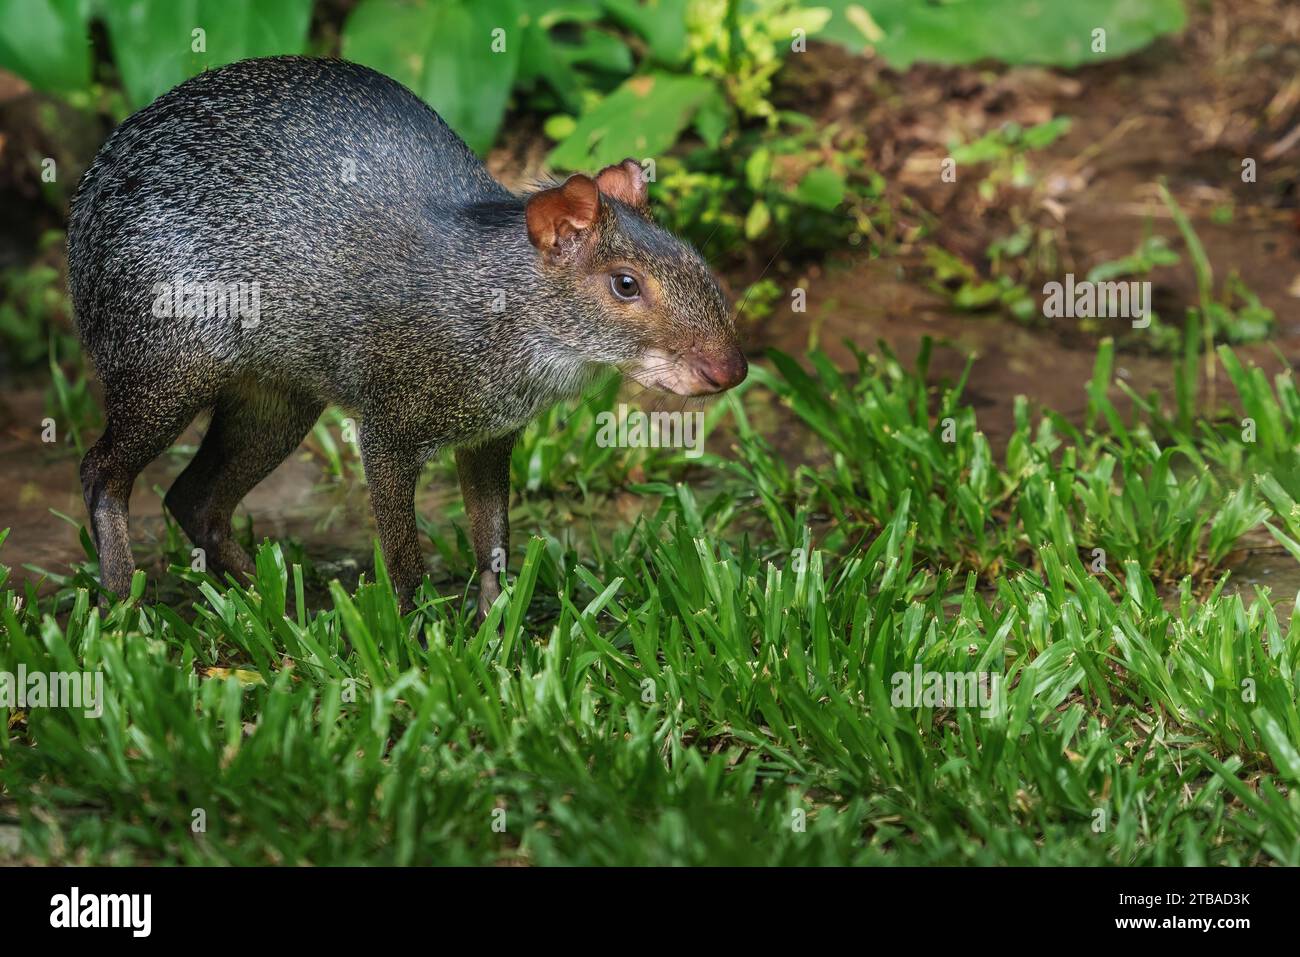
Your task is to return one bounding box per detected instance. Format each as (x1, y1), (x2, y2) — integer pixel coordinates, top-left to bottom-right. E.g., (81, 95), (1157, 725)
(68, 56), (745, 619)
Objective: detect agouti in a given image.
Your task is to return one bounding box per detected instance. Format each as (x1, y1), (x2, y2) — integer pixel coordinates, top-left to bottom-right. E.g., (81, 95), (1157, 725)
(68, 56), (746, 618)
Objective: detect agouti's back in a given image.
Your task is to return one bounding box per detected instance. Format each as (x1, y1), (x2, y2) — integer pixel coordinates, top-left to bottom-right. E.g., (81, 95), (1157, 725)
(68, 56), (507, 388)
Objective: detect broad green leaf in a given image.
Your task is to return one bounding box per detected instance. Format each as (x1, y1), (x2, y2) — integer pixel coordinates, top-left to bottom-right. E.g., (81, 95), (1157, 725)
(101, 0), (313, 108)
(744, 199), (771, 239)
(517, 1), (625, 110)
(796, 167), (845, 211)
(343, 0), (523, 155)
(532, 1), (603, 29)
(691, 88), (729, 148)
(0, 0), (91, 93)
(745, 146), (771, 191)
(820, 0), (1186, 68)
(547, 71), (717, 170)
(544, 113), (578, 140)
(600, 0), (689, 67)
(518, 19), (580, 107)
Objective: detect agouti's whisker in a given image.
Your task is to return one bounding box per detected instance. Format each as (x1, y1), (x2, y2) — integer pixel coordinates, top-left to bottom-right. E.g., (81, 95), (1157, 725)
(736, 237), (789, 319)
(697, 220), (722, 257)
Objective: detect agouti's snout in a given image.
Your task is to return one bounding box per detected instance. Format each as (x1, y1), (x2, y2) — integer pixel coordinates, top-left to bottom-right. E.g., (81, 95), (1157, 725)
(693, 348), (748, 394)
(631, 344), (747, 396)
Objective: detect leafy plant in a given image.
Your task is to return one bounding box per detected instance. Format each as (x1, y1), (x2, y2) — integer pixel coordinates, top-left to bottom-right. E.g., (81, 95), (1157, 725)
(1075, 233), (1182, 350)
(652, 114), (880, 268)
(949, 117), (1073, 202)
(819, 0), (1187, 68)
(101, 0), (314, 108)
(683, 0), (830, 123)
(545, 71), (719, 169)
(0, 0), (93, 93)
(925, 246), (1037, 320)
(1161, 178), (1272, 341)
(0, 0), (314, 109)
(545, 0), (834, 169)
(1086, 234), (1180, 284)
(0, 233), (75, 371)
(342, 0), (524, 154)
(516, 1), (633, 113)
(601, 0), (689, 67)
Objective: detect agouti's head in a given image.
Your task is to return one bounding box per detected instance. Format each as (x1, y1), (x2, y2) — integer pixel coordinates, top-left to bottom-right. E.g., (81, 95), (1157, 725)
(525, 159), (747, 397)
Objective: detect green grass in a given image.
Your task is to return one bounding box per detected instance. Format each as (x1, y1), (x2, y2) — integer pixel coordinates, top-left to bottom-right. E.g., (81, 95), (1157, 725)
(2, 337), (1300, 865)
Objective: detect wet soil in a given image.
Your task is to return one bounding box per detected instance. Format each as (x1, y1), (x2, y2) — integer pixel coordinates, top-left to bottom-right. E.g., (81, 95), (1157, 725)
(0, 388), (374, 586)
(761, 0), (1300, 444)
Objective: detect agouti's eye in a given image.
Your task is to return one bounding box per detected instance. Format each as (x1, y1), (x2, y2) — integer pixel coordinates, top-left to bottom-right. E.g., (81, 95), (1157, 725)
(610, 273), (641, 300)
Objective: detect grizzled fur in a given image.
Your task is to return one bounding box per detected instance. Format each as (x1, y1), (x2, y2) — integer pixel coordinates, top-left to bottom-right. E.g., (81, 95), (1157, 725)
(68, 56), (741, 619)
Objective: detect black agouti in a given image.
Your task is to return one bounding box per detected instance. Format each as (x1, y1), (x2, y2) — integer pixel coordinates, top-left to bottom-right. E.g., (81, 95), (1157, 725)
(68, 56), (746, 618)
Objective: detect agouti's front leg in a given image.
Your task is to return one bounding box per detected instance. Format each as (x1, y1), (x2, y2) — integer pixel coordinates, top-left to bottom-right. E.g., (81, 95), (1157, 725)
(454, 431), (517, 623)
(360, 428), (427, 613)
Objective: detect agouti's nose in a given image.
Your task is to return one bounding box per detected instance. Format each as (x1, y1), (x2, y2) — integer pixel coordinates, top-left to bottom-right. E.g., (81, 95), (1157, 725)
(694, 350), (748, 393)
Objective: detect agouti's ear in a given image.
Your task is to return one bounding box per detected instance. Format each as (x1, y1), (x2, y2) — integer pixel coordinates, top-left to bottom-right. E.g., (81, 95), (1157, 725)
(595, 158), (648, 210)
(525, 174), (600, 254)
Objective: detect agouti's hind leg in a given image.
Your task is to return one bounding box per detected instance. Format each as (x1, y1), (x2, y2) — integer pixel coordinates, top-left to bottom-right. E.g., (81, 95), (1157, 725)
(81, 404), (198, 599)
(164, 384), (323, 581)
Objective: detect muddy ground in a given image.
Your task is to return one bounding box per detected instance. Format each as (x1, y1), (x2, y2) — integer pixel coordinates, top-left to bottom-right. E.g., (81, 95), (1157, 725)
(762, 0), (1299, 431)
(1, 0), (1298, 604)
